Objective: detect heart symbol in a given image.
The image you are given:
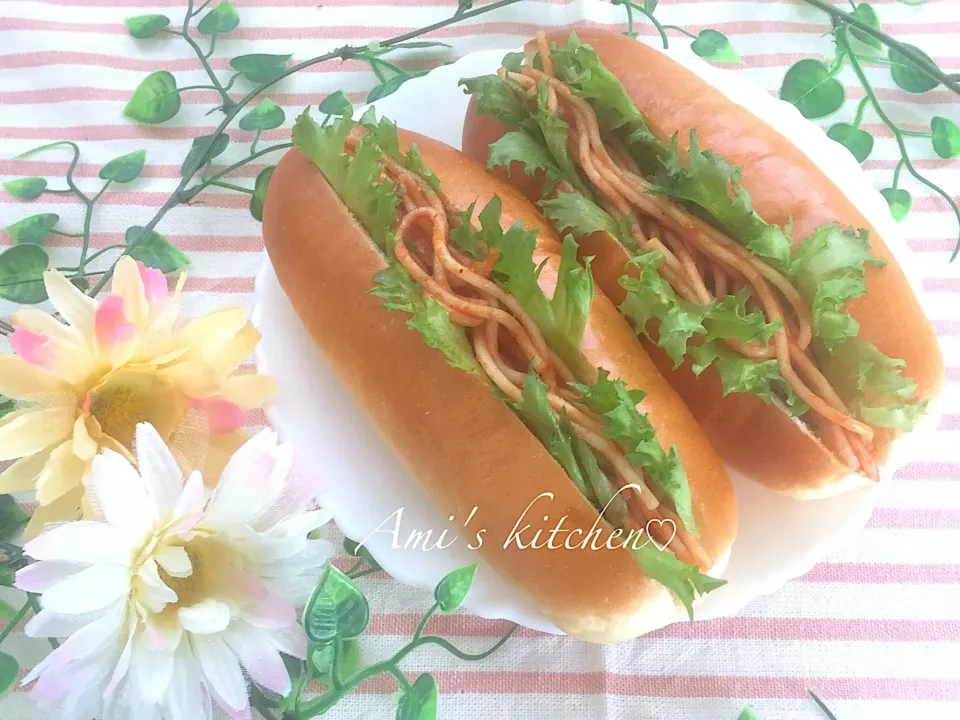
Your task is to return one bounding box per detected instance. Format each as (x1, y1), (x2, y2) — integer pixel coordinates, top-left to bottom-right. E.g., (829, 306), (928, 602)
(646, 518), (677, 552)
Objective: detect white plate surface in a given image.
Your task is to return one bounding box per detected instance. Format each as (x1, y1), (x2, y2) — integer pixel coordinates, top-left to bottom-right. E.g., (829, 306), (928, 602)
(253, 41), (943, 637)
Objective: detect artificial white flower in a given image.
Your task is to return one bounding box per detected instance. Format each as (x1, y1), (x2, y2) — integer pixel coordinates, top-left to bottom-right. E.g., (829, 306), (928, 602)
(15, 422), (333, 720)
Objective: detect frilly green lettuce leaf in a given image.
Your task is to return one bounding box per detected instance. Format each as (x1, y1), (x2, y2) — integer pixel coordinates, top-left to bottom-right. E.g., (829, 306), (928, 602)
(487, 130), (567, 188)
(292, 110), (397, 248)
(458, 74), (531, 127)
(453, 196), (594, 375)
(512, 369), (590, 500)
(628, 542), (726, 621)
(572, 370), (697, 535)
(370, 265), (480, 376)
(650, 131), (794, 273)
(790, 224), (886, 353)
(833, 337), (926, 431)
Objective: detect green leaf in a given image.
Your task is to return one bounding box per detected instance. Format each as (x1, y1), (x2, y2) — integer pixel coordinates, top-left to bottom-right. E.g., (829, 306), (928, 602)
(124, 14), (170, 39)
(849, 4), (882, 50)
(403, 144), (441, 195)
(249, 165), (275, 222)
(0, 566), (14, 588)
(644, 0), (658, 11)
(651, 131), (794, 272)
(303, 564), (370, 643)
(0, 599), (17, 621)
(311, 638), (360, 682)
(343, 537), (381, 571)
(826, 123), (874, 163)
(779, 59), (845, 119)
(434, 564), (477, 612)
(124, 71), (181, 124)
(239, 99), (285, 131)
(487, 130), (567, 190)
(3, 177), (46, 201)
(0, 245), (49, 304)
(124, 226), (190, 273)
(293, 112), (398, 248)
(229, 53), (291, 83)
(0, 397), (15, 421)
(180, 133), (230, 177)
(737, 707), (760, 720)
(371, 264), (481, 376)
(197, 0), (239, 35)
(690, 30), (741, 63)
(99, 149), (146, 183)
(0, 652), (17, 700)
(318, 90), (352, 118)
(396, 673), (438, 720)
(889, 44), (940, 93)
(931, 116), (960, 159)
(458, 74), (532, 128)
(880, 187), (912, 222)
(513, 370), (591, 500)
(628, 542), (725, 620)
(0, 496), (29, 543)
(501, 51), (525, 72)
(833, 337), (927, 431)
(367, 72), (427, 103)
(5, 213), (58, 245)
(791, 224), (880, 353)
(572, 370), (698, 534)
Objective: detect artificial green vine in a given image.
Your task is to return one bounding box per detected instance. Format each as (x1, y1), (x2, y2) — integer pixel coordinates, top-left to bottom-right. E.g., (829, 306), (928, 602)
(612, 0), (960, 257)
(0, 0), (524, 317)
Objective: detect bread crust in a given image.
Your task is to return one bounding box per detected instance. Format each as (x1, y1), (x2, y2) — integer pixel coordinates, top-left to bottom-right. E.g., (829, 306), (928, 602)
(461, 29), (944, 495)
(262, 132), (736, 641)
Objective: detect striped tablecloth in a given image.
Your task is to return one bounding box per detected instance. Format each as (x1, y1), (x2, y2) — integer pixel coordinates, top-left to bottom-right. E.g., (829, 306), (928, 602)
(1, 1), (959, 718)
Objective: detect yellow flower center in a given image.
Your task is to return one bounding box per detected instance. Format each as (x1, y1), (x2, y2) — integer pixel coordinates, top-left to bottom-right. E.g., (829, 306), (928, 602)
(87, 370), (188, 450)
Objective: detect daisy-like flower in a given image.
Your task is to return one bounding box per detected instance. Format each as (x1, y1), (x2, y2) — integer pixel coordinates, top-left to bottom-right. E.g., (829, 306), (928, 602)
(16, 422), (332, 720)
(0, 257), (276, 536)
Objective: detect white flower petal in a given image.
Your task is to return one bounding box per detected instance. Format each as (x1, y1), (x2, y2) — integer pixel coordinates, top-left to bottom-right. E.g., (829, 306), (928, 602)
(25, 599), (127, 688)
(136, 557), (177, 612)
(191, 634), (249, 713)
(257, 510), (333, 563)
(222, 623), (291, 696)
(16, 560), (87, 594)
(178, 599), (231, 635)
(170, 471), (206, 531)
(24, 521), (130, 565)
(88, 448), (155, 537)
(163, 640), (212, 720)
(131, 631), (175, 705)
(154, 544), (192, 578)
(204, 429), (280, 525)
(25, 607), (106, 639)
(41, 563), (130, 614)
(133, 423), (184, 517)
(104, 620), (137, 698)
(264, 622), (307, 659)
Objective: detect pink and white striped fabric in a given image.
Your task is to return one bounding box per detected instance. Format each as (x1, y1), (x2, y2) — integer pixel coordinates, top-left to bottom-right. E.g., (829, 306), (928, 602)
(1, 1), (959, 718)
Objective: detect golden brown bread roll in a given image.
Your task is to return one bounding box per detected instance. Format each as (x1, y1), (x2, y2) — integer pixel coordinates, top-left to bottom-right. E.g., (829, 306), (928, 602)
(460, 28), (944, 497)
(262, 112), (737, 641)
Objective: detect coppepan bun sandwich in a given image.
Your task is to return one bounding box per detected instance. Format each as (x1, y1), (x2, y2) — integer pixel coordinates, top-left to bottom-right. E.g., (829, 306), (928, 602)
(460, 29), (944, 498)
(262, 107), (737, 642)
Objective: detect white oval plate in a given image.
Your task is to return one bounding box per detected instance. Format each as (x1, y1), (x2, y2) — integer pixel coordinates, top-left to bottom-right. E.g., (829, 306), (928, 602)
(254, 41), (943, 637)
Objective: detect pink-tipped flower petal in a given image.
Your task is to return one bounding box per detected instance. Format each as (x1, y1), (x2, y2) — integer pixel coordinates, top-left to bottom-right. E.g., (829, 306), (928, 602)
(94, 295), (135, 352)
(201, 398), (246, 435)
(137, 261), (167, 307)
(10, 327), (52, 369)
